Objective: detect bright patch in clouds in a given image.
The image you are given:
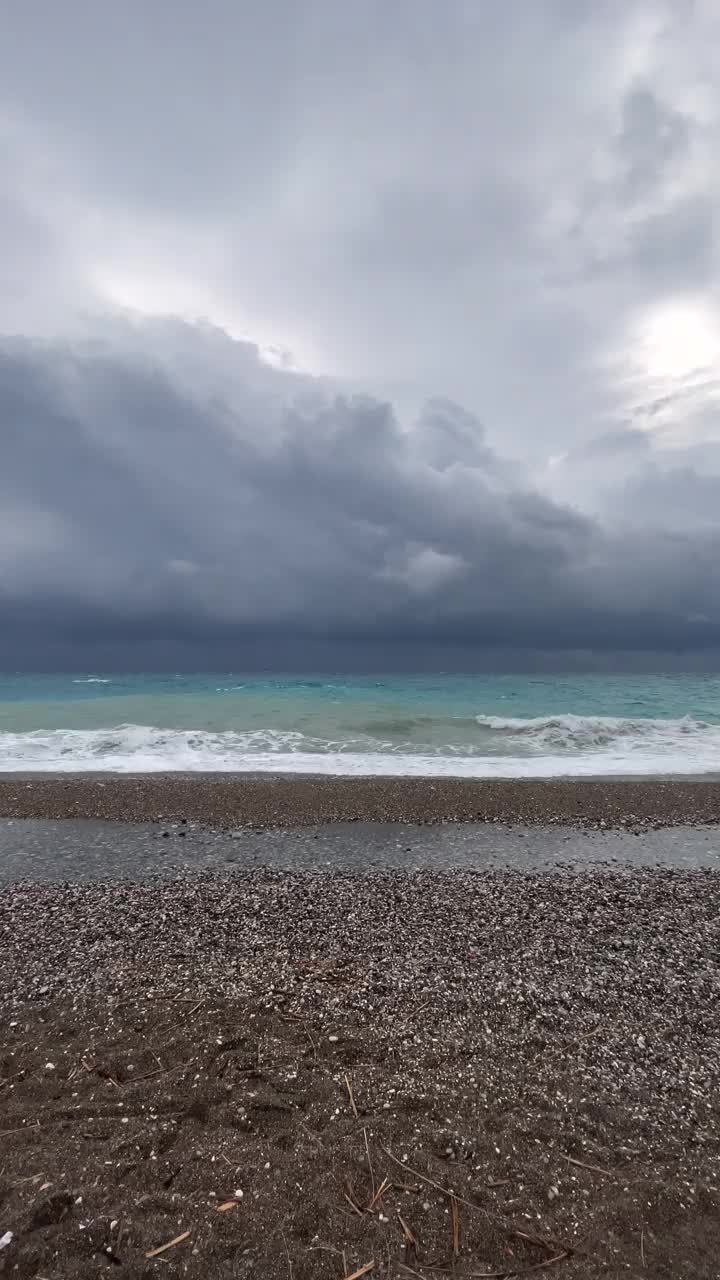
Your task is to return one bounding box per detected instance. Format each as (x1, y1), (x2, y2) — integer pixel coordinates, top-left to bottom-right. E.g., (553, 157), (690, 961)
(90, 264), (327, 377)
(636, 298), (720, 381)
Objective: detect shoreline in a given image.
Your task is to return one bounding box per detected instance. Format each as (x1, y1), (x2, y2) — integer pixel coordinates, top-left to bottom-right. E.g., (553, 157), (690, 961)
(1, 772), (720, 828)
(3, 815), (720, 884)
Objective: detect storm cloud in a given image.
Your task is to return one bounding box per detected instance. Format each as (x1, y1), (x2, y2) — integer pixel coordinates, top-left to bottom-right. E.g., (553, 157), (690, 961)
(1, 2), (720, 667)
(2, 322), (720, 667)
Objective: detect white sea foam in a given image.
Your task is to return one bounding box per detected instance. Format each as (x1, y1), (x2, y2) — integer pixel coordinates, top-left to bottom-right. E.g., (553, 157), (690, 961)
(474, 712), (714, 752)
(72, 678), (111, 684)
(1, 715), (720, 775)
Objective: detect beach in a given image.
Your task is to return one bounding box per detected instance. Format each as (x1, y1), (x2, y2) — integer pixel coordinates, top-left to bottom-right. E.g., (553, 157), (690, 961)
(2, 772), (720, 827)
(2, 777), (719, 1279)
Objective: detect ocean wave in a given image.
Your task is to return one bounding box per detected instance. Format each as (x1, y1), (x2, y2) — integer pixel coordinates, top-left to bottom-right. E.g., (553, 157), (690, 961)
(72, 677), (111, 684)
(1, 716), (720, 775)
(474, 712), (715, 753)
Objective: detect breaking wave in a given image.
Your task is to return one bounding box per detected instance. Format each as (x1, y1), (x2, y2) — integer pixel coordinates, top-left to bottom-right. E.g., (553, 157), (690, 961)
(474, 712), (716, 751)
(1, 714), (720, 775)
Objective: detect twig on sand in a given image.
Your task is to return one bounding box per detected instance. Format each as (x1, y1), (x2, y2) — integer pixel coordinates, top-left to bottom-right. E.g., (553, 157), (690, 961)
(382, 1148), (481, 1216)
(145, 1230), (190, 1258)
(451, 1195), (461, 1257)
(366, 1176), (391, 1211)
(301, 1020), (319, 1059)
(563, 1155), (613, 1177)
(80, 1056), (122, 1086)
(343, 1180), (364, 1216)
(398, 1210), (418, 1256)
(343, 1263), (375, 1280)
(305, 1243), (344, 1259)
(364, 1127), (376, 1201)
(132, 1056), (195, 1083)
(0, 1122), (40, 1138)
(280, 1226), (294, 1278)
(640, 1228), (646, 1267)
(470, 1253), (570, 1277)
(0, 1068), (27, 1089)
(514, 1231), (565, 1251)
(345, 1072), (359, 1118)
(383, 1152), (575, 1265)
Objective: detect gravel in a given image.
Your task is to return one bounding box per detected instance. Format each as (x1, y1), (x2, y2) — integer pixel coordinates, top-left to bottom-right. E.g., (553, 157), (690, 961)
(3, 866), (720, 1035)
(2, 844), (720, 1276)
(2, 773), (720, 829)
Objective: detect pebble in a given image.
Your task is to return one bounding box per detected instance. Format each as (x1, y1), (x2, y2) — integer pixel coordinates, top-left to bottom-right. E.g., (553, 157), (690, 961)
(1, 775), (720, 829)
(2, 860), (719, 1212)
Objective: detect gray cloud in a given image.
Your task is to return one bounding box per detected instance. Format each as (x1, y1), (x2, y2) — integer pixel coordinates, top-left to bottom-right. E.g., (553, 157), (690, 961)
(1, 322), (720, 666)
(3, 2), (720, 442)
(1, 2), (720, 666)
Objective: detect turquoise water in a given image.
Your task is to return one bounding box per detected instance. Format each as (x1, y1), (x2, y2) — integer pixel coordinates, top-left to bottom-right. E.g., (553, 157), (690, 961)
(0, 673), (719, 775)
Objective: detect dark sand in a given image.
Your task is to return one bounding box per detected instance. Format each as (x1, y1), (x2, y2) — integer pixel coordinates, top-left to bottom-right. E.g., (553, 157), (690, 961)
(1, 777), (719, 1279)
(2, 773), (720, 828)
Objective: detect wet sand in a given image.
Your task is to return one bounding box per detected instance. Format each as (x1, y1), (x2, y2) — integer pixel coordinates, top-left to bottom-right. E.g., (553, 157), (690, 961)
(2, 816), (720, 883)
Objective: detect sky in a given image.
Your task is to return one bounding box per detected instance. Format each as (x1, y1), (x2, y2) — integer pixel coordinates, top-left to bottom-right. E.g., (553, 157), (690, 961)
(2, 0), (720, 669)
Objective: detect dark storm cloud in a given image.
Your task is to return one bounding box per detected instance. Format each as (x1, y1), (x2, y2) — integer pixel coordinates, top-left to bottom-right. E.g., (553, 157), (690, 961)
(2, 324), (720, 666)
(1, 2), (720, 666)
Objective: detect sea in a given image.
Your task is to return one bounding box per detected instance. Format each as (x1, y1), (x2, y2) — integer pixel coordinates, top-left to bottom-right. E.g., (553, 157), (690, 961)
(0, 672), (720, 776)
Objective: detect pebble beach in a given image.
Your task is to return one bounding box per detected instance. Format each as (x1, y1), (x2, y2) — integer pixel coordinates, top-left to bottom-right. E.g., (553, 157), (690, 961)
(2, 772), (720, 828)
(1, 776), (720, 1279)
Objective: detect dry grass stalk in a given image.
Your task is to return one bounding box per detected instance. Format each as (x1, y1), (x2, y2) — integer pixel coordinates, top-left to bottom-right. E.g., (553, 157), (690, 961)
(0, 1069), (28, 1089)
(363, 1127), (376, 1200)
(343, 1179), (364, 1216)
(345, 1072), (359, 1118)
(0, 1122), (40, 1138)
(343, 1262), (375, 1280)
(563, 1155), (612, 1177)
(397, 1210), (418, 1254)
(471, 1255), (570, 1278)
(382, 1147), (481, 1216)
(145, 1230), (190, 1258)
(280, 1226), (294, 1278)
(79, 1056), (121, 1087)
(132, 1056), (195, 1083)
(513, 1229), (574, 1258)
(366, 1176), (391, 1211)
(451, 1195), (460, 1257)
